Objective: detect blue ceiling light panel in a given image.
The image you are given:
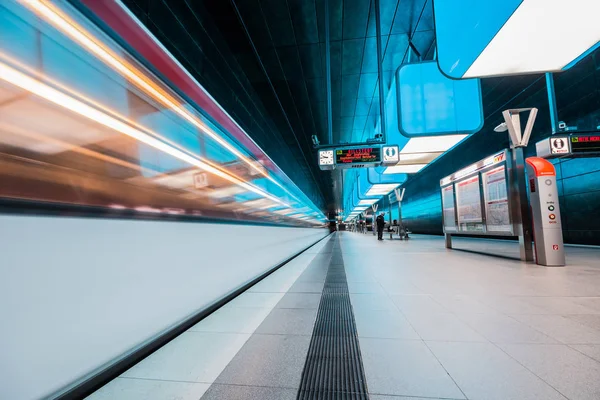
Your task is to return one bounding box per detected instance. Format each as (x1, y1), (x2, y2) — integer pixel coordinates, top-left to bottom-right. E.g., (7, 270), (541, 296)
(434, 0), (523, 79)
(397, 62), (483, 136)
(368, 167), (407, 186)
(433, 0), (600, 78)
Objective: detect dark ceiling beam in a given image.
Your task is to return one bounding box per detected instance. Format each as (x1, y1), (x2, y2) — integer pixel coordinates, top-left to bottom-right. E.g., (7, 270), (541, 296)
(401, 0), (429, 65)
(325, 0), (333, 145)
(374, 0), (386, 144)
(230, 0), (326, 207)
(359, 0), (400, 143)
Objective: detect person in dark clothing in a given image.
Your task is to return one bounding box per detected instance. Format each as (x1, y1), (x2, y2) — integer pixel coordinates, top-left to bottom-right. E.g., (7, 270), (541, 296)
(376, 212), (385, 240)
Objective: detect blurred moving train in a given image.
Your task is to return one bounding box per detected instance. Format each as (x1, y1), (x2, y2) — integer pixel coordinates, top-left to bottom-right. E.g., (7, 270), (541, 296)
(0, 1), (328, 399)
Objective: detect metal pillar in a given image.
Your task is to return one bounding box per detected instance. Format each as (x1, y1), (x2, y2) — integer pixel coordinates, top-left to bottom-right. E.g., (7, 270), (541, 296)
(545, 73), (559, 134)
(325, 0), (333, 145)
(387, 194), (393, 225)
(397, 201), (402, 226)
(501, 108), (537, 262)
(374, 0), (386, 143)
(445, 233), (452, 249)
(510, 147), (535, 262)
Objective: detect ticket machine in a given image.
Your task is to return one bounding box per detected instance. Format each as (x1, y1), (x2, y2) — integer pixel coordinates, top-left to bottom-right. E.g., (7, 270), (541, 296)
(525, 157), (565, 266)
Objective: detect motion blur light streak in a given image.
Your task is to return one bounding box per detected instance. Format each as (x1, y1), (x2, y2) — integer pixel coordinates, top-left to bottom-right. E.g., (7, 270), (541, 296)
(19, 0), (299, 201)
(0, 60), (288, 207)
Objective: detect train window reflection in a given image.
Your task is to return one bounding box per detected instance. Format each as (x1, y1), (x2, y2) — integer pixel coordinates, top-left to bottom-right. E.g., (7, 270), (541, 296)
(0, 1), (324, 226)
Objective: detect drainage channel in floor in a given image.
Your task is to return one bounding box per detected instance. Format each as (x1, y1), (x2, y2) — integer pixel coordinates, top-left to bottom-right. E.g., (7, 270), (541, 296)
(297, 235), (369, 400)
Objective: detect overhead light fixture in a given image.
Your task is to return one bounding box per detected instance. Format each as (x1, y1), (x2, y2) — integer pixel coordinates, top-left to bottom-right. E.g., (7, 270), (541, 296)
(494, 123), (508, 133)
(400, 135), (468, 154)
(365, 184), (399, 197)
(383, 164), (427, 174)
(358, 199), (378, 205)
(463, 0), (600, 78)
(398, 152), (441, 163)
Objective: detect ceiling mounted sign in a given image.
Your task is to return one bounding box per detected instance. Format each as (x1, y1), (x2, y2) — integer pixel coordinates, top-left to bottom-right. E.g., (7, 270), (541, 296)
(382, 145), (399, 165)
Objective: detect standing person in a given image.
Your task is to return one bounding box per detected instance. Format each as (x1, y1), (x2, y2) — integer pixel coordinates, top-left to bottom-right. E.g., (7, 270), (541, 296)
(376, 212), (385, 241)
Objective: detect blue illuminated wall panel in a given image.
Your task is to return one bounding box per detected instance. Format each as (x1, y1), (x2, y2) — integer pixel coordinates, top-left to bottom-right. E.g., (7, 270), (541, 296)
(397, 62), (483, 136)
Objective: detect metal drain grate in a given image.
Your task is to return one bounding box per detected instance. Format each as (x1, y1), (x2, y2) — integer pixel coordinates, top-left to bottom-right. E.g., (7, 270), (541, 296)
(297, 237), (369, 400)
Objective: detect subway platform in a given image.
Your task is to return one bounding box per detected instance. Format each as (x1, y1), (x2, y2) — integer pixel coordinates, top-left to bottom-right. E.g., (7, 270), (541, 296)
(89, 233), (600, 400)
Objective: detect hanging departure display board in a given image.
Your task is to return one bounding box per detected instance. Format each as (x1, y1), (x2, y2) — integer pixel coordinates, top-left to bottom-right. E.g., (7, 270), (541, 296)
(571, 135), (600, 154)
(536, 133), (600, 158)
(440, 149), (515, 236)
(335, 147), (381, 166)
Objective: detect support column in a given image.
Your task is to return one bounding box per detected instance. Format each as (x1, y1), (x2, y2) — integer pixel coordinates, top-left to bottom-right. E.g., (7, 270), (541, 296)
(511, 147), (535, 262)
(374, 0), (386, 143)
(546, 73), (559, 134)
(445, 233), (452, 249)
(325, 0), (332, 145)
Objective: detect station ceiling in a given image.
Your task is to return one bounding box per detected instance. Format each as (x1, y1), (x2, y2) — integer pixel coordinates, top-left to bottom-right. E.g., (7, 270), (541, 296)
(118, 0), (435, 212)
(117, 0), (594, 213)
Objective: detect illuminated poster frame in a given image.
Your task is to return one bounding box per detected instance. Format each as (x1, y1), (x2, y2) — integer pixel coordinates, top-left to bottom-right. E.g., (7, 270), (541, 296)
(441, 184), (457, 232)
(440, 150), (516, 236)
(482, 165), (512, 233)
(455, 174), (484, 232)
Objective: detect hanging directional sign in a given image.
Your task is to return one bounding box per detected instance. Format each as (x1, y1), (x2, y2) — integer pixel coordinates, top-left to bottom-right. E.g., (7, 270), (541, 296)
(382, 145), (400, 165)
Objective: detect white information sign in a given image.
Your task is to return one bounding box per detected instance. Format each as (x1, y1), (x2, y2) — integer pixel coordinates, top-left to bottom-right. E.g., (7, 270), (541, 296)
(382, 145), (399, 165)
(482, 166), (511, 232)
(550, 137), (569, 154)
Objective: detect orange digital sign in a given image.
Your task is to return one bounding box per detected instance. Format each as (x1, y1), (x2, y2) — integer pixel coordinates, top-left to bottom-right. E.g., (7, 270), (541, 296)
(571, 135), (600, 154)
(335, 147), (381, 164)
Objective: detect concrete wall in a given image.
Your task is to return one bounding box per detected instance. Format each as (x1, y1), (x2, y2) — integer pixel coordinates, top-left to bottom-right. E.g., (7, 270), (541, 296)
(0, 215), (327, 400)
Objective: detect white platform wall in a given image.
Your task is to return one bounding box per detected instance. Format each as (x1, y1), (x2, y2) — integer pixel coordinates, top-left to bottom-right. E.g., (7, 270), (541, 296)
(0, 215), (328, 400)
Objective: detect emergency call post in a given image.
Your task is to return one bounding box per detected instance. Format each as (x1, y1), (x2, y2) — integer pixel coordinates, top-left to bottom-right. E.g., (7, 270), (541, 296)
(525, 157), (565, 266)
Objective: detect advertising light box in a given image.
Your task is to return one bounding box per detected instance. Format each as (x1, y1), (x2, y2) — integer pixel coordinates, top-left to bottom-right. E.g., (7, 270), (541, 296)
(440, 150), (515, 236)
(455, 175), (484, 232)
(442, 185), (457, 232)
(482, 165), (511, 232)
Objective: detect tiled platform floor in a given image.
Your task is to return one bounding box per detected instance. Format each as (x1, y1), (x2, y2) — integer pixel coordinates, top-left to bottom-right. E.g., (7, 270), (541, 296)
(89, 233), (600, 400)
